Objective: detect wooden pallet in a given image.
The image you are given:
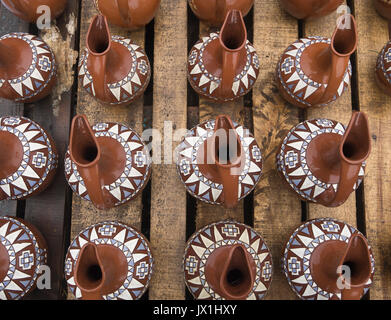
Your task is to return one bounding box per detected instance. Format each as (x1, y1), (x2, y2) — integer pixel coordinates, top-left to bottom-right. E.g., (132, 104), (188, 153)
(0, 0), (390, 300)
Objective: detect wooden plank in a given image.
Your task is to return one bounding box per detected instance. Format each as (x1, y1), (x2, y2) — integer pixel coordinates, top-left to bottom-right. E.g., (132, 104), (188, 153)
(196, 22), (245, 229)
(69, 0), (145, 298)
(148, 0), (187, 300)
(22, 0), (80, 300)
(355, 0), (391, 300)
(0, 4), (29, 217)
(252, 0), (302, 300)
(304, 2), (357, 226)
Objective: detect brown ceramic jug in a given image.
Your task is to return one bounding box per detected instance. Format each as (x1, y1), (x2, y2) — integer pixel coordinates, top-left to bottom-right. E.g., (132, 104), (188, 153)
(188, 0), (254, 26)
(277, 112), (371, 207)
(0, 32), (56, 103)
(282, 218), (374, 300)
(176, 115), (262, 209)
(0, 216), (48, 300)
(279, 0), (344, 20)
(184, 220), (272, 300)
(65, 220), (153, 300)
(0, 116), (58, 201)
(1, 0), (66, 22)
(65, 114), (151, 210)
(187, 10), (259, 103)
(79, 14), (151, 106)
(94, 0), (160, 30)
(276, 14), (357, 109)
(374, 0), (391, 20)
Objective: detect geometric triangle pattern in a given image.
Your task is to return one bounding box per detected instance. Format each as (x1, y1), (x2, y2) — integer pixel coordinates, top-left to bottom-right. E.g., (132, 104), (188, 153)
(375, 40), (391, 92)
(0, 116), (58, 200)
(64, 122), (151, 207)
(0, 216), (48, 300)
(183, 220), (272, 300)
(187, 32), (259, 102)
(276, 37), (352, 108)
(78, 36), (150, 105)
(65, 221), (153, 300)
(276, 118), (365, 203)
(0, 33), (56, 103)
(282, 218), (375, 300)
(176, 119), (263, 205)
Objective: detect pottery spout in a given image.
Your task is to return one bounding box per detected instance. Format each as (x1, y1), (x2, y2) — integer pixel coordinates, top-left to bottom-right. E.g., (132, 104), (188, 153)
(198, 115), (243, 209)
(318, 14), (357, 105)
(338, 234), (372, 300)
(219, 10), (247, 98)
(69, 115), (112, 210)
(205, 244), (255, 299)
(320, 112), (370, 207)
(86, 14), (111, 103)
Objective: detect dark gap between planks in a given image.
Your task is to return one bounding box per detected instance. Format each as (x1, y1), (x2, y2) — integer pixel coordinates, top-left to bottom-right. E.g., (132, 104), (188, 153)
(185, 3), (199, 300)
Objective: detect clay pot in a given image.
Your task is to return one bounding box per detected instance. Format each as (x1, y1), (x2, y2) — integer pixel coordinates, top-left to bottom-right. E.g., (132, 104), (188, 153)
(94, 0), (160, 30)
(78, 14), (151, 106)
(65, 114), (151, 210)
(188, 0), (254, 26)
(282, 218), (374, 300)
(279, 0), (344, 20)
(187, 10), (259, 103)
(0, 116), (58, 201)
(276, 14), (357, 109)
(0, 32), (57, 103)
(184, 220), (272, 300)
(277, 112), (370, 207)
(374, 0), (391, 20)
(65, 220), (153, 300)
(176, 115), (262, 209)
(1, 0), (66, 22)
(0, 216), (48, 300)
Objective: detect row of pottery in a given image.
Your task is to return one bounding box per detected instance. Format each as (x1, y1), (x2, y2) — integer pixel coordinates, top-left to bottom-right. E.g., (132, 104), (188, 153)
(3, 5), (391, 107)
(0, 111), (370, 209)
(0, 216), (374, 300)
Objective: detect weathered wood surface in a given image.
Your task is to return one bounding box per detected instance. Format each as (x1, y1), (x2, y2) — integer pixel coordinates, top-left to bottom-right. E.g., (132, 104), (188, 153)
(148, 0), (188, 300)
(1, 0), (391, 300)
(356, 0), (391, 300)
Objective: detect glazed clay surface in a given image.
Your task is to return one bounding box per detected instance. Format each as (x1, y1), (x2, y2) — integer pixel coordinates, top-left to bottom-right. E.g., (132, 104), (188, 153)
(375, 40), (391, 95)
(65, 220), (153, 300)
(176, 115), (263, 209)
(374, 0), (391, 20)
(276, 14), (357, 109)
(188, 10), (259, 103)
(94, 0), (160, 30)
(65, 115), (151, 210)
(0, 116), (58, 201)
(183, 220), (272, 300)
(282, 218), (375, 300)
(79, 15), (151, 106)
(0, 33), (56, 103)
(276, 112), (370, 207)
(188, 0), (254, 26)
(0, 216), (48, 300)
(1, 0), (66, 22)
(279, 0), (344, 20)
